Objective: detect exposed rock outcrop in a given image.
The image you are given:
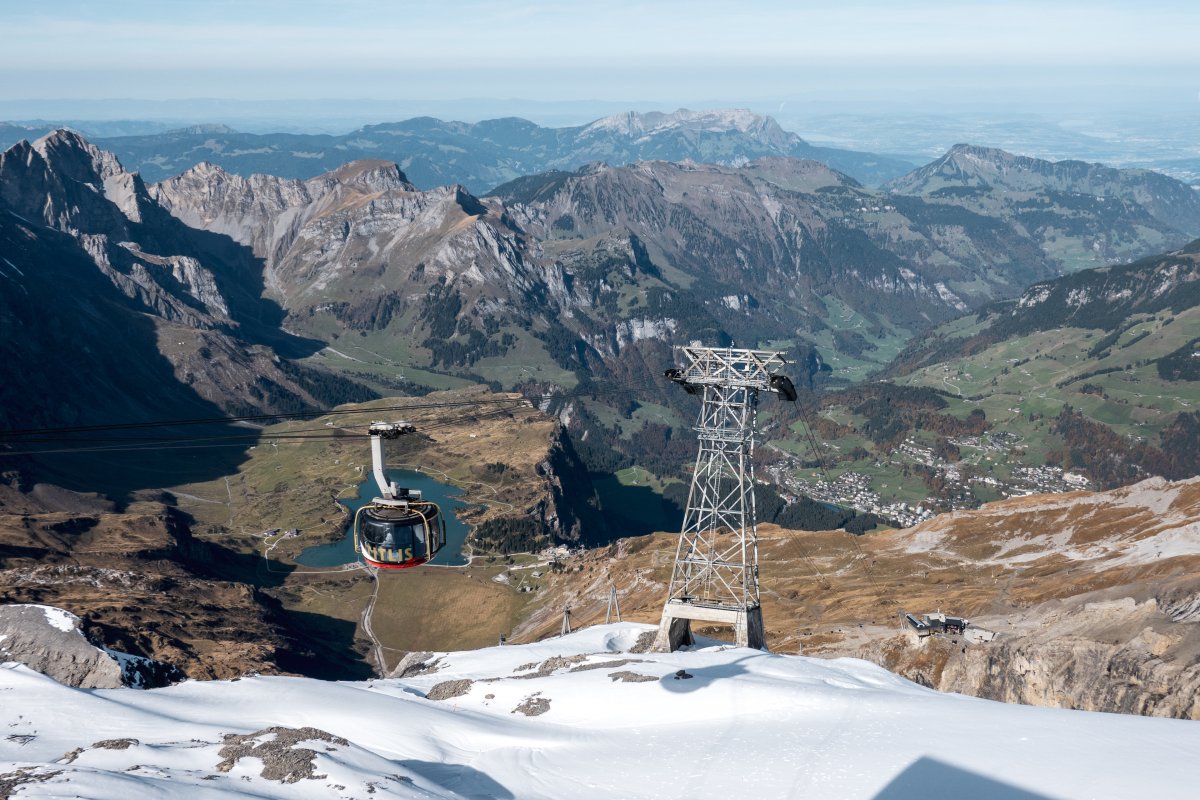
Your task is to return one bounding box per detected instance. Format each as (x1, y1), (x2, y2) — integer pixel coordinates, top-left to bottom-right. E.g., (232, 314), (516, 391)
(0, 130), (371, 440)
(532, 425), (608, 545)
(0, 604), (181, 688)
(861, 607), (1200, 720)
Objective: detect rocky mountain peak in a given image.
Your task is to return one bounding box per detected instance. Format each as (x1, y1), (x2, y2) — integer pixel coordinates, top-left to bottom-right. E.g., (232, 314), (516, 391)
(184, 160), (230, 179)
(944, 142), (1008, 160)
(582, 108), (797, 148)
(0, 129), (146, 228)
(316, 159), (415, 194)
(884, 141), (1200, 238)
(905, 143), (1025, 185)
(578, 161), (611, 176)
(31, 127), (130, 183)
(894, 143), (1133, 191)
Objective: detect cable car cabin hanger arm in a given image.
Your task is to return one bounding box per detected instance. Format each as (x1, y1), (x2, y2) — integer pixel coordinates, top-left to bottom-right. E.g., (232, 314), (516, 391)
(368, 421), (416, 504)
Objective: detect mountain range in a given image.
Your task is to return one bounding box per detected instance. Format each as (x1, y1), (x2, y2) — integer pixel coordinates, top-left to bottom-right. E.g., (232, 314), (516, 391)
(0, 131), (375, 491)
(3, 121), (1200, 759)
(1, 109), (916, 191)
(885, 143), (1200, 269)
(2, 128), (1199, 498)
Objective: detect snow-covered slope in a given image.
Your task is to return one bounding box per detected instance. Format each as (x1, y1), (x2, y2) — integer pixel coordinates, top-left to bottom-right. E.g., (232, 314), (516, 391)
(2, 623), (1198, 798)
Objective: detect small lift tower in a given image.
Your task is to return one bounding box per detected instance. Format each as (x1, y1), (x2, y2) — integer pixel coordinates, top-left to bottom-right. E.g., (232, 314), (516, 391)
(653, 347), (796, 652)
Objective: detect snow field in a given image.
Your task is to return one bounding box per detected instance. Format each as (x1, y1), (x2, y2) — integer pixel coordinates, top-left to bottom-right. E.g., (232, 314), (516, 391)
(3, 623), (1200, 798)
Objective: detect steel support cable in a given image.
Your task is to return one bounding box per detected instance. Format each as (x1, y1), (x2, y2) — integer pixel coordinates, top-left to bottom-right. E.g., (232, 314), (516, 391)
(1, 402), (529, 457)
(0, 432), (362, 457)
(0, 401), (505, 438)
(0, 440), (349, 457)
(845, 528), (885, 593)
(772, 525), (831, 590)
(796, 406), (830, 482)
(0, 386), (619, 440)
(791, 404), (884, 593)
(1, 426), (354, 444)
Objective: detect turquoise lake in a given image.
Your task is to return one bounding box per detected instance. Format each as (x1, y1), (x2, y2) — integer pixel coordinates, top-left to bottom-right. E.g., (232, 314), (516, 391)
(296, 469), (472, 568)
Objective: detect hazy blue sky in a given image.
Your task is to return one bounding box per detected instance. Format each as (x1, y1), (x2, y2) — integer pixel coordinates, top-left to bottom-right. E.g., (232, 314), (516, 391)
(3, 0), (1199, 114)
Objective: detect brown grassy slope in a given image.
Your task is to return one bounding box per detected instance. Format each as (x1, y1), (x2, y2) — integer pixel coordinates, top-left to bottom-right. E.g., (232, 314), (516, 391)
(0, 501), (315, 679)
(512, 477), (1200, 717)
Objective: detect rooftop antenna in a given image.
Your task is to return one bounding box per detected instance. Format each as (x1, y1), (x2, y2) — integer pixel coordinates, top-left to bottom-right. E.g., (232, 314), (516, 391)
(653, 346), (796, 652)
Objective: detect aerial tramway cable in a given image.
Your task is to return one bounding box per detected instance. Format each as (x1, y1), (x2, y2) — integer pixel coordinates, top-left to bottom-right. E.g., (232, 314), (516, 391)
(0, 400), (531, 457)
(0, 382), (619, 457)
(0, 385), (620, 441)
(781, 401), (887, 595)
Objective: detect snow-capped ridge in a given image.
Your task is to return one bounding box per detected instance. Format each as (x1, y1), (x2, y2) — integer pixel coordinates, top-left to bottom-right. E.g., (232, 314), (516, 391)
(582, 108), (795, 146)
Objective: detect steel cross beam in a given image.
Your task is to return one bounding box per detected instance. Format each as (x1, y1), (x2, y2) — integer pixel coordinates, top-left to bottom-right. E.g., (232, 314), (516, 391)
(655, 347), (792, 651)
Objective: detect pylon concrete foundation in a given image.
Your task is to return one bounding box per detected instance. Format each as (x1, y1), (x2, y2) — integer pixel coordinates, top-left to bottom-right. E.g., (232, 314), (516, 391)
(653, 600), (766, 651)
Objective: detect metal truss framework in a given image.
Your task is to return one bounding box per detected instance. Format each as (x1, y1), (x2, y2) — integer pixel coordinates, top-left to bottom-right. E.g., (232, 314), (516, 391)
(654, 347), (790, 651)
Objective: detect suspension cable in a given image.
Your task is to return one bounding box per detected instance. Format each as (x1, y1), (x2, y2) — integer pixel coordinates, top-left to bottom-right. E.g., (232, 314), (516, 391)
(0, 385), (617, 441)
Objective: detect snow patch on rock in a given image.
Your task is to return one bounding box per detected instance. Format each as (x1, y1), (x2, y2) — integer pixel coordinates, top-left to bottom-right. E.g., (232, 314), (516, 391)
(37, 605), (79, 633)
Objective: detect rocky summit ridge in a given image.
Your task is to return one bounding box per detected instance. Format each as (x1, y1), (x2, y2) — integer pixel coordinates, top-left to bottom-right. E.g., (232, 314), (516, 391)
(0, 129), (377, 444)
(580, 108), (795, 146)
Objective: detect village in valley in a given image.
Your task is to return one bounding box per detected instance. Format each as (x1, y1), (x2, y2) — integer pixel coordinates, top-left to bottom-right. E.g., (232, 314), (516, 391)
(766, 432), (1092, 529)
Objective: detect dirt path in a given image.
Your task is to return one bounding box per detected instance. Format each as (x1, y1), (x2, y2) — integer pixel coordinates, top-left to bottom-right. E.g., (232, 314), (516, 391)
(360, 565), (387, 675)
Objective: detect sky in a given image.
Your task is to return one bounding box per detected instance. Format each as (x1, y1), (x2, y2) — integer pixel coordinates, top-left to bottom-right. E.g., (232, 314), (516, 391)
(2, 0), (1199, 121)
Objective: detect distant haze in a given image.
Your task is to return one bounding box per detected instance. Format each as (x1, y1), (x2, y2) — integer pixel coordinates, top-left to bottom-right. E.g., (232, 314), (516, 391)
(4, 1), (1199, 117)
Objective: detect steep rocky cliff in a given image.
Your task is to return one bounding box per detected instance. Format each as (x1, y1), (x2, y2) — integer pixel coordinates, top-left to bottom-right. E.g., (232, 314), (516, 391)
(532, 424), (608, 545)
(0, 131), (373, 437)
(859, 589), (1200, 719)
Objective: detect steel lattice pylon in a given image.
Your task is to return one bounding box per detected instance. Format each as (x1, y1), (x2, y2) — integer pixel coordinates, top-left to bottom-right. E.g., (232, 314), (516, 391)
(653, 347), (795, 652)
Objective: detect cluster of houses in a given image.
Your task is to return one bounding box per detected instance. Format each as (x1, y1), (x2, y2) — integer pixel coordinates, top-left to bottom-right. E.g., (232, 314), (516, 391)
(777, 469), (937, 528)
(1006, 465), (1091, 496)
(763, 423), (1095, 529)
